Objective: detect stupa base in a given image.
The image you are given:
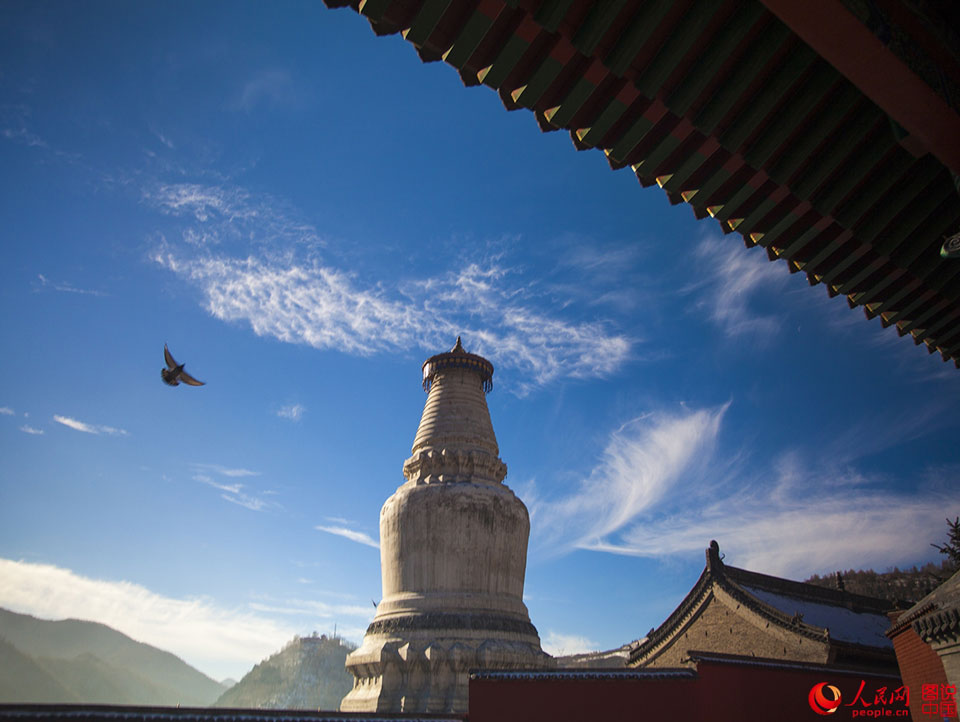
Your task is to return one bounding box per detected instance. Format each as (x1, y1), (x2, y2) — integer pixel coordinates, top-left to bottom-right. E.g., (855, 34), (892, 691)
(340, 629), (553, 713)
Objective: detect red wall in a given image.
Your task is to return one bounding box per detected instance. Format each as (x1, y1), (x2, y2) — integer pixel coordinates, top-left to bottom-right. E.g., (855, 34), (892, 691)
(468, 662), (905, 722)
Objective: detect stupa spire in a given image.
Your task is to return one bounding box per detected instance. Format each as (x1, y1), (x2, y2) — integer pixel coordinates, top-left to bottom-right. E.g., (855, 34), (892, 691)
(340, 338), (550, 714)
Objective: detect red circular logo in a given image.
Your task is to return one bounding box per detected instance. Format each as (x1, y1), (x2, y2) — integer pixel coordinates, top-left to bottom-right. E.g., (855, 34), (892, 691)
(809, 683), (842, 715)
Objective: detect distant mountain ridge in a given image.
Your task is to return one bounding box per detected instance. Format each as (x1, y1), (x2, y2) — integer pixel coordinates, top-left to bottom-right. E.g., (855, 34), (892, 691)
(214, 634), (355, 710)
(0, 607), (227, 706)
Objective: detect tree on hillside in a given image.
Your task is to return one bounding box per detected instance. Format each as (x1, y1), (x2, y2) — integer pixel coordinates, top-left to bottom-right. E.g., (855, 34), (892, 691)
(931, 517), (960, 573)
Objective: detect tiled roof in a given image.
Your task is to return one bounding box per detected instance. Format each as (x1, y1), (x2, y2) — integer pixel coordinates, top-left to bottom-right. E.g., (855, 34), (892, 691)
(629, 541), (897, 664)
(326, 0), (960, 366)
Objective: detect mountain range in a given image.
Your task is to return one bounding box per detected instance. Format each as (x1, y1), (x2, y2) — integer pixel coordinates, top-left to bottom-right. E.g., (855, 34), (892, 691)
(0, 607), (227, 706)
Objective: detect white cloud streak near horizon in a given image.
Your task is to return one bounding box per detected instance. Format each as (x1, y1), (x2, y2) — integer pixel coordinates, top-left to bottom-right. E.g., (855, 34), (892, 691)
(315, 525), (380, 550)
(529, 405), (959, 579)
(53, 415), (128, 436)
(0, 558), (301, 681)
(146, 182), (633, 392)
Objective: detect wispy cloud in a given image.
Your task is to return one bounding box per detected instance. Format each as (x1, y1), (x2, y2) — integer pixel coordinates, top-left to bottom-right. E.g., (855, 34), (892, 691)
(53, 415), (128, 436)
(146, 181), (633, 392)
(233, 69), (302, 113)
(530, 405), (959, 579)
(0, 407), (13, 415)
(276, 403), (305, 421)
(192, 465), (276, 512)
(530, 405), (729, 555)
(19, 425), (44, 435)
(315, 525), (379, 550)
(143, 182), (323, 252)
(192, 462), (260, 478)
(541, 631), (600, 657)
(691, 234), (785, 339)
(36, 273), (107, 297)
(0, 558), (298, 680)
(153, 249), (631, 392)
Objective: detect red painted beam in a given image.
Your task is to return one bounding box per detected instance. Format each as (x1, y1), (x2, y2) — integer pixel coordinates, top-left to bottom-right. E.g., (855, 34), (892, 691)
(758, 0), (960, 175)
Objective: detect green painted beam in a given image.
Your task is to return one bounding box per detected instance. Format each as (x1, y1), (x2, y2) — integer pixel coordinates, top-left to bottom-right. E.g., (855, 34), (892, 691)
(478, 26), (534, 88)
(443, 6), (500, 69)
(634, 0), (725, 98)
(510, 52), (569, 109)
(358, 0), (394, 23)
(659, 143), (722, 193)
(707, 179), (760, 222)
(849, 160), (933, 243)
(815, 244), (870, 285)
(742, 65), (837, 169)
(666, 2), (765, 116)
(766, 85), (860, 185)
(872, 181), (953, 258)
(543, 71), (604, 128)
(403, 0), (454, 47)
(575, 94), (634, 148)
(693, 21), (791, 135)
(606, 110), (659, 162)
(791, 106), (878, 201)
(603, 0), (675, 77)
(533, 0), (575, 33)
(573, 0), (631, 56)
(718, 47), (817, 152)
(809, 124), (894, 215)
(829, 150), (911, 229)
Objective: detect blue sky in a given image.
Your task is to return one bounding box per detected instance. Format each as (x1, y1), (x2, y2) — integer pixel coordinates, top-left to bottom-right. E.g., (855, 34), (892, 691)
(1, 1), (958, 683)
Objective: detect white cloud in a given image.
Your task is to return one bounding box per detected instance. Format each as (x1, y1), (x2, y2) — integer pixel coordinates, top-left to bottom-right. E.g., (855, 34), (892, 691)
(53, 415), (128, 436)
(0, 407), (13, 415)
(193, 468), (276, 513)
(531, 404), (960, 580)
(19, 425), (43, 435)
(192, 462), (260, 478)
(276, 403), (305, 421)
(692, 234), (785, 338)
(529, 405), (729, 554)
(0, 558), (298, 680)
(315, 525), (379, 550)
(541, 631), (600, 656)
(234, 69), (301, 112)
(37, 273), (107, 297)
(153, 251), (632, 392)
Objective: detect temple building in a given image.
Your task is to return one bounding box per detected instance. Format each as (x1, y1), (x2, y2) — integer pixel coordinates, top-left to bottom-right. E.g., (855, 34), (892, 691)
(339, 338), (551, 714)
(630, 541), (899, 674)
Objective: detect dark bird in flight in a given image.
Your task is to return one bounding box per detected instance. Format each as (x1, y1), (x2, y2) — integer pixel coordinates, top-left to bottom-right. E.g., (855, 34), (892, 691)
(162, 344), (205, 387)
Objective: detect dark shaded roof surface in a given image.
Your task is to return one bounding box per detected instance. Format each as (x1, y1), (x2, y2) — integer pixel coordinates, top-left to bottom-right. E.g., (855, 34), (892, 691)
(326, 0), (960, 366)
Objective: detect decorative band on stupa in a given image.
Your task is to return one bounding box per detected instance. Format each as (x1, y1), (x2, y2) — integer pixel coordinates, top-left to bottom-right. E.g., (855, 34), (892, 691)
(340, 337), (551, 714)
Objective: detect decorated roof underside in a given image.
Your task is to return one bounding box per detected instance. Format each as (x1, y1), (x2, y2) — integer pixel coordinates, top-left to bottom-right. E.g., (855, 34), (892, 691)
(326, 0), (960, 366)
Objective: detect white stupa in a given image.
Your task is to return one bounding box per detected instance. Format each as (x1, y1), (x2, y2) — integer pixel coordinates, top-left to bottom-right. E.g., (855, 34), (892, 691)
(340, 337), (551, 713)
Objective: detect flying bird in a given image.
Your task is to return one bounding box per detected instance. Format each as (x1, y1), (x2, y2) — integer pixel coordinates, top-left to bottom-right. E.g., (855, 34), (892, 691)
(162, 344), (205, 387)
